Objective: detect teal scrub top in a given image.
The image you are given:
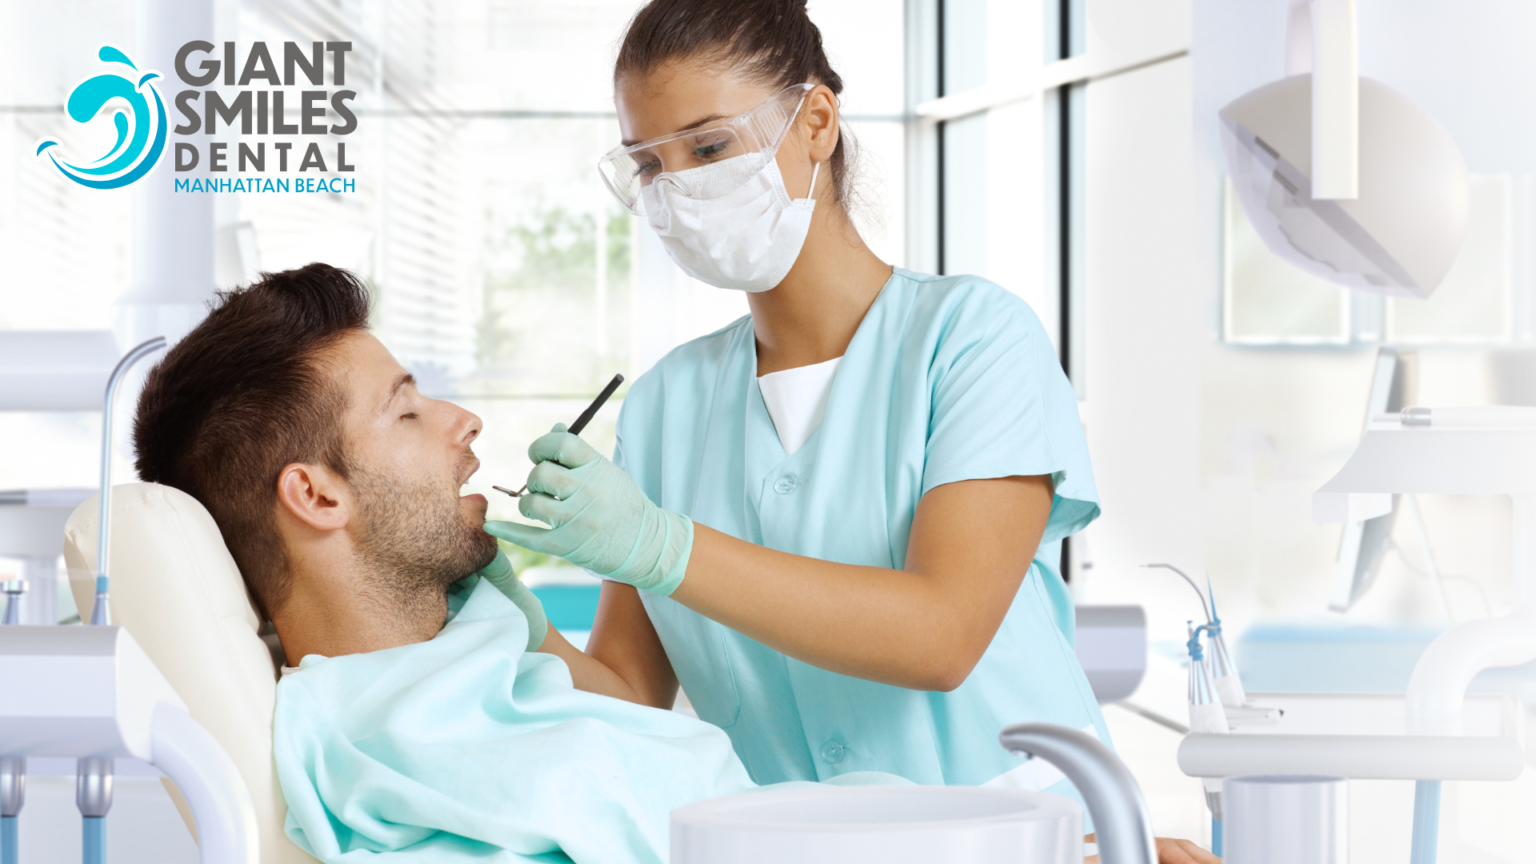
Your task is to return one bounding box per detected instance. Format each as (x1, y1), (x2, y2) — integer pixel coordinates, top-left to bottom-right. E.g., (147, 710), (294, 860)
(612, 268), (1110, 801)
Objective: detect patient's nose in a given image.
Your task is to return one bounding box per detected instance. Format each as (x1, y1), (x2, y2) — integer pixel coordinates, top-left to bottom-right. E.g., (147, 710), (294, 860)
(454, 404), (483, 446)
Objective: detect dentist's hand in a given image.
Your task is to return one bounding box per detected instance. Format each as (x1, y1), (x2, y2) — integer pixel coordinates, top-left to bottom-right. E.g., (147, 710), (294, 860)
(483, 425), (693, 596)
(474, 548), (548, 651)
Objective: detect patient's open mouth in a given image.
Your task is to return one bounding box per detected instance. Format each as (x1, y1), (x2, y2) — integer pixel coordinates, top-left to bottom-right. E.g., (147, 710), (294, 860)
(458, 455), (483, 501)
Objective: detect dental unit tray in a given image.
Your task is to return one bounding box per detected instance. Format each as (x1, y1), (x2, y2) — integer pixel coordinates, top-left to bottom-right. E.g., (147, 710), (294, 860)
(1178, 691), (1525, 781)
(1186, 407), (1536, 784)
(0, 626), (260, 860)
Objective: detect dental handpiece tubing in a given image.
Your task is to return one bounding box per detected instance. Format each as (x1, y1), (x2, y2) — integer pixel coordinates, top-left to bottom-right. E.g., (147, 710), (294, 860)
(567, 374), (625, 437)
(82, 818), (105, 864)
(1, 817), (15, 864)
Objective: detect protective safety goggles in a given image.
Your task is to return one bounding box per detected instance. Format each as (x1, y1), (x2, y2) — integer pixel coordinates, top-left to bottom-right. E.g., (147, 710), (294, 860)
(598, 83), (814, 216)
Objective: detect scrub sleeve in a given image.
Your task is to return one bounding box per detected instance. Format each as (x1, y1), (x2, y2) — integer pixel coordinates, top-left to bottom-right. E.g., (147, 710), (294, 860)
(919, 274), (1100, 641)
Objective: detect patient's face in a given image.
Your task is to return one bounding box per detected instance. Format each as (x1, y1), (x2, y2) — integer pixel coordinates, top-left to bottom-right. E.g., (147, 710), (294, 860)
(330, 332), (497, 594)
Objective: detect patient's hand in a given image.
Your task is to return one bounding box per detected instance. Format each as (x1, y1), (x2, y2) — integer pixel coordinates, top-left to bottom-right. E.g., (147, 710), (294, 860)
(474, 549), (549, 651)
(1084, 834), (1220, 864)
(470, 548), (657, 706)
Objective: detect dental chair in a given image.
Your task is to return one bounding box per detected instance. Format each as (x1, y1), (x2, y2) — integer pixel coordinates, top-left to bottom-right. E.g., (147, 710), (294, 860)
(63, 482), (320, 864)
(57, 483), (1160, 864)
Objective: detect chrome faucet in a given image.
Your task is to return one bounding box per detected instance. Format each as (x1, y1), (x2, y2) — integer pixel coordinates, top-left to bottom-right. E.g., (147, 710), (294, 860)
(999, 723), (1157, 864)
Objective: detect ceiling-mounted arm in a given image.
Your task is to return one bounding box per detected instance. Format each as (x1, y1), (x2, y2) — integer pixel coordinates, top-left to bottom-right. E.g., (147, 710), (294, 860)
(1285, 0), (1313, 76)
(1312, 0), (1358, 200)
(1285, 0), (1359, 200)
(1288, 0), (1360, 200)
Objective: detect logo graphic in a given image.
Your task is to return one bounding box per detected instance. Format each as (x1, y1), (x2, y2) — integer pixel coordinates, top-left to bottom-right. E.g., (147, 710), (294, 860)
(35, 46), (167, 190)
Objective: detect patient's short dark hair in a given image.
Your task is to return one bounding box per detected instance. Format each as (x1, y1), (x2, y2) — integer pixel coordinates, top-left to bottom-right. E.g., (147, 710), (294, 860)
(134, 263), (370, 617)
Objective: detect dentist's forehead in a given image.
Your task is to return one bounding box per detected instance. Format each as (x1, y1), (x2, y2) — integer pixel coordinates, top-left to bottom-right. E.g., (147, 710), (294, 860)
(615, 62), (772, 146)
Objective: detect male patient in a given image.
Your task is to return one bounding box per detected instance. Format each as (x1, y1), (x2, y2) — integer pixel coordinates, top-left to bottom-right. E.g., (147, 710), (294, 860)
(132, 264), (896, 864)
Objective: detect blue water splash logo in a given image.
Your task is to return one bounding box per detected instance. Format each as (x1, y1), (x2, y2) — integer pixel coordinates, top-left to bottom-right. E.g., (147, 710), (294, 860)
(35, 46), (167, 190)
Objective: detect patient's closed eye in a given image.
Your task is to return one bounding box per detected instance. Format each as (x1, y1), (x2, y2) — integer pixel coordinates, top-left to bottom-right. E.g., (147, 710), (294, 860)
(400, 412), (418, 420)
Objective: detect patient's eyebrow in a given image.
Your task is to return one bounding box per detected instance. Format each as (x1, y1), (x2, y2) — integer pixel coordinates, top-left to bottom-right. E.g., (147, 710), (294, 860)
(382, 372), (415, 413)
(621, 113), (727, 147)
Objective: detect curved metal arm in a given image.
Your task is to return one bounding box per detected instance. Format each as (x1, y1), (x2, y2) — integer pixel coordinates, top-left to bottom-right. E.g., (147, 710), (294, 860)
(999, 723), (1156, 864)
(1140, 563), (1211, 622)
(93, 337), (167, 626)
(150, 702), (259, 864)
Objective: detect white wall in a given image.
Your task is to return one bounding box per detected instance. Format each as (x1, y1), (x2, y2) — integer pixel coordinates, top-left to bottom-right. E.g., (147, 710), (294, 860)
(1076, 54), (1205, 618)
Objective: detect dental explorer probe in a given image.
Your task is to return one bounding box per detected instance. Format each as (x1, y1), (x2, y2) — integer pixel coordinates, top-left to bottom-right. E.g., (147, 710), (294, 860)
(494, 373), (625, 499)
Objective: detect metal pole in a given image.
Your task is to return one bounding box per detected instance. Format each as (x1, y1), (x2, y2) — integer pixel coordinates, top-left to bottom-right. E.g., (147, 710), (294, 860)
(1409, 780), (1440, 864)
(76, 757), (113, 864)
(92, 337), (167, 626)
(119, 0), (216, 355)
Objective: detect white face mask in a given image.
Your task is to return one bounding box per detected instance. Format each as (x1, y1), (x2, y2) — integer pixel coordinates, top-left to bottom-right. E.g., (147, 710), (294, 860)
(641, 154), (819, 293)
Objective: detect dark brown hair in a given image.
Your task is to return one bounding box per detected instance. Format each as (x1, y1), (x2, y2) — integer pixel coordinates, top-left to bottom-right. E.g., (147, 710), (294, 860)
(615, 0), (858, 207)
(133, 263), (370, 617)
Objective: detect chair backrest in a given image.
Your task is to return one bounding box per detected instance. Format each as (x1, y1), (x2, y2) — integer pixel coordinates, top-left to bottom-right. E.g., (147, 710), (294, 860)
(63, 482), (318, 864)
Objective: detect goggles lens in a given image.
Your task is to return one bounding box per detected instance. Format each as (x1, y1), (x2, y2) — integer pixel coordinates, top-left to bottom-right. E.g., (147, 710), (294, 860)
(599, 84), (814, 215)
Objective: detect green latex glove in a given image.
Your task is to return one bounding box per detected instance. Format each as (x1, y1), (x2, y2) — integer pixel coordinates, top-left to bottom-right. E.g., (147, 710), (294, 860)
(474, 548), (547, 651)
(483, 425), (693, 596)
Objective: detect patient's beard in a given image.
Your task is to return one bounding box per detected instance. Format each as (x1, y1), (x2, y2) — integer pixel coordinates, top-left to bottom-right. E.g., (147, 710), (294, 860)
(348, 458), (497, 613)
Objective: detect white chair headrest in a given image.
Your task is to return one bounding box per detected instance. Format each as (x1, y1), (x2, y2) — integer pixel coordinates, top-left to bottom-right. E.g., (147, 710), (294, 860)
(64, 482), (317, 864)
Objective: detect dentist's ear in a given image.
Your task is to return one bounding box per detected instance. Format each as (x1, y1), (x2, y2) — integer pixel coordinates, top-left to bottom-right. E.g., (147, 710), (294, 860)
(802, 84), (841, 163)
(275, 462), (352, 533)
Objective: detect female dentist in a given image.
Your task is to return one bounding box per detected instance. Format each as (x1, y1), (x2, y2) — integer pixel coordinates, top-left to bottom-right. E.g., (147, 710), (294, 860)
(490, 2), (1213, 859)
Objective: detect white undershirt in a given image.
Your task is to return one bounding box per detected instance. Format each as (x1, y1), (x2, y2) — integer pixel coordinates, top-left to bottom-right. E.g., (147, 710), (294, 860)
(757, 356), (842, 457)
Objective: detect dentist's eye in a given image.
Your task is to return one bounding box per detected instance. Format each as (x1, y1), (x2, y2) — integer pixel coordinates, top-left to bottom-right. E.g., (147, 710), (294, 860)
(632, 157), (661, 179)
(694, 139), (730, 160)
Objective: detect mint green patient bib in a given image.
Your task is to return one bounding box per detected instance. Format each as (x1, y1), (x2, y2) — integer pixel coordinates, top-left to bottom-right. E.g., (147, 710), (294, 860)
(275, 577), (902, 864)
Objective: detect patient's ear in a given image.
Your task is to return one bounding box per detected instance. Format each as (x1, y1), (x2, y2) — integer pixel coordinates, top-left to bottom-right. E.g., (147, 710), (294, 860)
(275, 462), (350, 532)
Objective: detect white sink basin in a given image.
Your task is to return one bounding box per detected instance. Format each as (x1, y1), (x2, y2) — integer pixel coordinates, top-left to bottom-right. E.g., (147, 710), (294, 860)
(671, 785), (1083, 864)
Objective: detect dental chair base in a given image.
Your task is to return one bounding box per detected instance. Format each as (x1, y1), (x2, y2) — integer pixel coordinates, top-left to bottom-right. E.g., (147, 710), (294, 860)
(0, 625), (258, 864)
